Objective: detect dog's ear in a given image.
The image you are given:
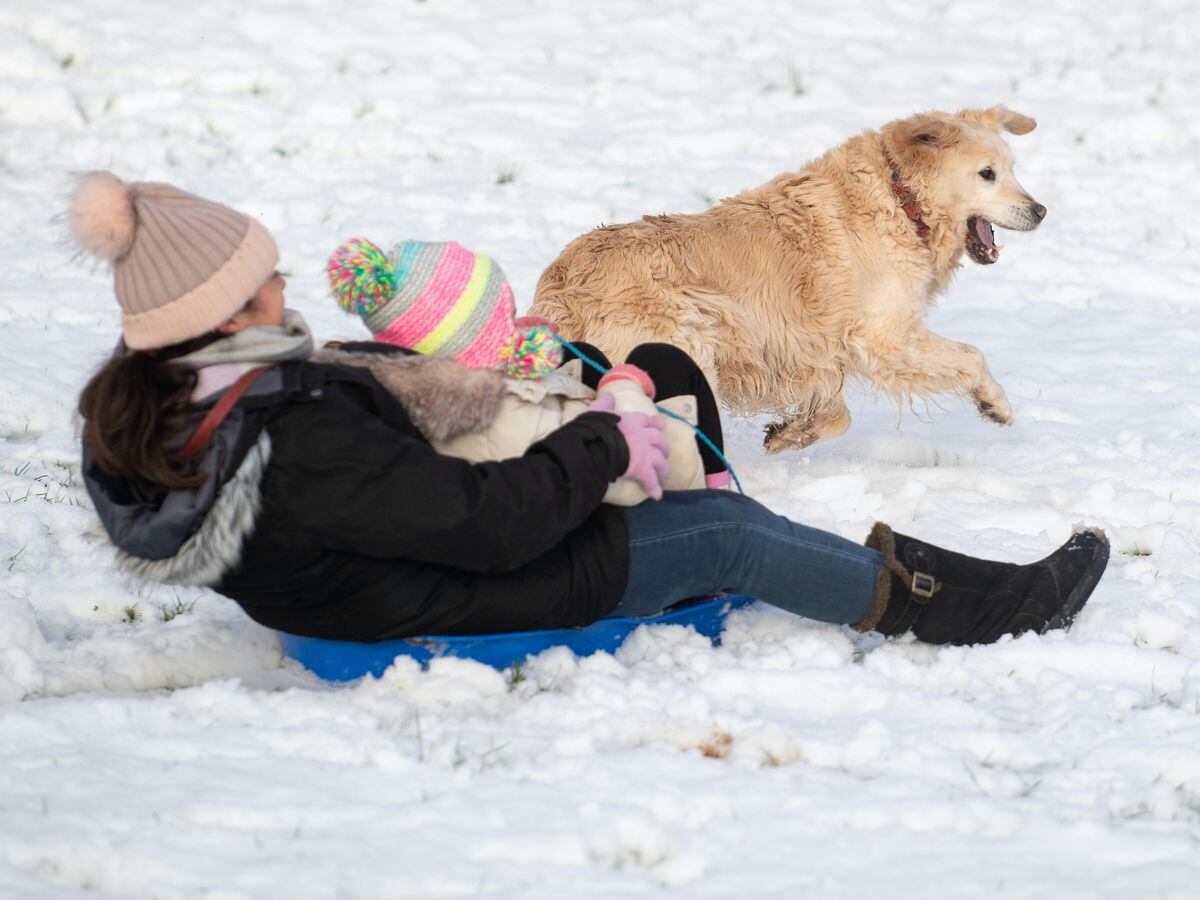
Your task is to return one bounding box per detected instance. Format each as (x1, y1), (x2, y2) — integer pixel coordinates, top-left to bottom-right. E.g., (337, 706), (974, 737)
(894, 114), (961, 152)
(958, 105), (1037, 135)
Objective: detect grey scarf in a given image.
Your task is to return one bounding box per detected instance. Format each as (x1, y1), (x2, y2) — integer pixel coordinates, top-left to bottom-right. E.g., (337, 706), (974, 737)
(173, 309), (314, 368)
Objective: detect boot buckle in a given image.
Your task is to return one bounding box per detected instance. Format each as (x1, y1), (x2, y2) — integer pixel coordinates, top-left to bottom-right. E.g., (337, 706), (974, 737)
(911, 571), (937, 601)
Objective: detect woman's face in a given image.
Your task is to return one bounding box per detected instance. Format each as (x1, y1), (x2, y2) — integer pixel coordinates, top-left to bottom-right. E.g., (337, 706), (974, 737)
(218, 271), (287, 334)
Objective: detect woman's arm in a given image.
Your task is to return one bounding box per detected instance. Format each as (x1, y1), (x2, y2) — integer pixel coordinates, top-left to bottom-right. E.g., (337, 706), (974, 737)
(267, 394), (628, 572)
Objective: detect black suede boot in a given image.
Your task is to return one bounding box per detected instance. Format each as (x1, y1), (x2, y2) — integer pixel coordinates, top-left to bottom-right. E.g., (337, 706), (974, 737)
(853, 524), (1109, 645)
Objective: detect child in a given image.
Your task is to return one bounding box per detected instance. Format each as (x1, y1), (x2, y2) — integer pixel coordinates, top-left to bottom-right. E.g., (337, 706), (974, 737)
(322, 237), (732, 504)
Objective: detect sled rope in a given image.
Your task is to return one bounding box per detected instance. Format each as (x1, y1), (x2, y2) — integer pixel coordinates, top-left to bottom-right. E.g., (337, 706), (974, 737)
(555, 337), (745, 495)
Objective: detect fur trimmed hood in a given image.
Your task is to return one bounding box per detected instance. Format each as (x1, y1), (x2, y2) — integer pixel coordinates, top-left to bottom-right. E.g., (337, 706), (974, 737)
(85, 421), (272, 587)
(312, 347), (592, 442)
(116, 433), (271, 585)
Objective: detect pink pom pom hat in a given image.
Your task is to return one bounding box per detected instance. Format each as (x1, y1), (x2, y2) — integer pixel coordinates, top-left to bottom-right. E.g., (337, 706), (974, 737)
(326, 238), (561, 378)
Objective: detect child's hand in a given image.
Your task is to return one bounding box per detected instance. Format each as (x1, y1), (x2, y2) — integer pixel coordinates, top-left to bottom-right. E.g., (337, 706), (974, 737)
(587, 394), (671, 500)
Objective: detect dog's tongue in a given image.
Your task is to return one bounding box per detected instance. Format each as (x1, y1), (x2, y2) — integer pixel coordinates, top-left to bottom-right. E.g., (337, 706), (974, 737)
(973, 216), (996, 248)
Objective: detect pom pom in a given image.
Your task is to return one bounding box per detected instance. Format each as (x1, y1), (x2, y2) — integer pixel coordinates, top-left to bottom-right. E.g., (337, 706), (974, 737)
(326, 237), (397, 317)
(70, 171), (137, 261)
(499, 325), (562, 380)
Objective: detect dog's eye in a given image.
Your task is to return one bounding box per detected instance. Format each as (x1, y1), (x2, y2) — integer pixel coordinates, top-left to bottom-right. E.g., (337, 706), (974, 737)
(979, 167), (996, 181)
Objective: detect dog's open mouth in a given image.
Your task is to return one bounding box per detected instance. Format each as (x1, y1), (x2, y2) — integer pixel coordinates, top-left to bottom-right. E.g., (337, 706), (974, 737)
(965, 215), (1000, 265)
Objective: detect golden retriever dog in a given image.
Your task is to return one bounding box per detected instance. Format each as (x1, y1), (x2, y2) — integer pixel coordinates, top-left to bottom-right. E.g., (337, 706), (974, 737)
(530, 106), (1046, 453)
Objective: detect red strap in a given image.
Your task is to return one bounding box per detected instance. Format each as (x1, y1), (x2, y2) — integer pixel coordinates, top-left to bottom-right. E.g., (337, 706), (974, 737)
(882, 149), (931, 241)
(173, 366), (275, 462)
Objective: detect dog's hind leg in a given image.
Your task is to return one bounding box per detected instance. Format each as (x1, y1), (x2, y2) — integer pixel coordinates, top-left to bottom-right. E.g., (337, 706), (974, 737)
(867, 327), (1013, 426)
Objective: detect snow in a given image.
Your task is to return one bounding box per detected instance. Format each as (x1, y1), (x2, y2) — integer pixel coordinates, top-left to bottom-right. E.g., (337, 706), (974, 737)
(2, 0), (1200, 895)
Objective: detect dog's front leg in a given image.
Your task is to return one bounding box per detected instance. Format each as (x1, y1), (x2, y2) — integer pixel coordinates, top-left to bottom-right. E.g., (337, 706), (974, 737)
(763, 396), (852, 453)
(870, 328), (1013, 426)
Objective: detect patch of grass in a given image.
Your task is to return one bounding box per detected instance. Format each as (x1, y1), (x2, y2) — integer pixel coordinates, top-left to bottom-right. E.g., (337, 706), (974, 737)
(54, 462), (76, 489)
(160, 595), (198, 622)
(355, 102), (375, 120)
(787, 64), (805, 96)
(61, 53), (75, 70)
(249, 81), (269, 97)
(506, 661), (526, 688)
(7, 545), (26, 572)
(0, 461), (88, 507)
(122, 603), (142, 624)
(495, 168), (517, 186)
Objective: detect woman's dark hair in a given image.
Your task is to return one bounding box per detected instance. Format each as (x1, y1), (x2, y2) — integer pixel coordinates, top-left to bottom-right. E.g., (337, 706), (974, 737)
(78, 333), (222, 489)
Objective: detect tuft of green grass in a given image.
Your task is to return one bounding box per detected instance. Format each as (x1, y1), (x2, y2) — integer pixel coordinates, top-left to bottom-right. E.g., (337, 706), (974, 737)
(61, 53), (75, 70)
(122, 604), (142, 624)
(506, 661), (526, 688)
(160, 595), (198, 623)
(787, 64), (805, 96)
(495, 168), (517, 186)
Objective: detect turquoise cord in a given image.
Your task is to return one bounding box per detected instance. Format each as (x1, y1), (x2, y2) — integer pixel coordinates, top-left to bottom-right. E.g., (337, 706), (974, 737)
(556, 337), (745, 495)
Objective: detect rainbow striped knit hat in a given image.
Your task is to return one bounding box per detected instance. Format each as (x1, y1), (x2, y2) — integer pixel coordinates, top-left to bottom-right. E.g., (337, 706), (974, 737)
(326, 237), (560, 379)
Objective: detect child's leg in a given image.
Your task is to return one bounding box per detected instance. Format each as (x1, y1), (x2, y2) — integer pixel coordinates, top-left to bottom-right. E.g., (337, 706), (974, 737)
(614, 490), (881, 624)
(557, 341), (612, 390)
(624, 343), (727, 481)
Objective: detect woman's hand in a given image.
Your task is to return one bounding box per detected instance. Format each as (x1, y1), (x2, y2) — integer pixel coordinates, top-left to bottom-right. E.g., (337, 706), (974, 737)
(586, 393), (670, 500)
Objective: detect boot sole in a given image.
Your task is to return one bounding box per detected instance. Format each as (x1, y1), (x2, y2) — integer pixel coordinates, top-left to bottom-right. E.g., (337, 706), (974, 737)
(1044, 529), (1110, 632)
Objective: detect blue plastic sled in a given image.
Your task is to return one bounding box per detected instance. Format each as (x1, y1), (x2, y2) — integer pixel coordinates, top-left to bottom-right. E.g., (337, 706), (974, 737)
(280, 595), (756, 681)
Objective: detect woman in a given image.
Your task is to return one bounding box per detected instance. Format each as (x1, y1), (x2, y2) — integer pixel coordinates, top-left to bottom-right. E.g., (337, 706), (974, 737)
(75, 172), (1108, 645)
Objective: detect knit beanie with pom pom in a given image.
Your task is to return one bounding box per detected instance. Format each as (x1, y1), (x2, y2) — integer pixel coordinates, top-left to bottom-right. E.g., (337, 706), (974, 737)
(325, 237), (561, 379)
(70, 171), (279, 350)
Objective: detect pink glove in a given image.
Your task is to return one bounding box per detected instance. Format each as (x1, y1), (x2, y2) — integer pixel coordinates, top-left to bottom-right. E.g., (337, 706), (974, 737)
(586, 393), (671, 501)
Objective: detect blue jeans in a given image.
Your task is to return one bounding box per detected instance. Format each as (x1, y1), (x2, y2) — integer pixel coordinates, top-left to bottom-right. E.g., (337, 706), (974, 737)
(614, 490), (882, 625)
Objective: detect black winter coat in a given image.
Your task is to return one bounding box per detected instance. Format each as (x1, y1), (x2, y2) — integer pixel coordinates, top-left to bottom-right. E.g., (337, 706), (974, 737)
(85, 360), (632, 641)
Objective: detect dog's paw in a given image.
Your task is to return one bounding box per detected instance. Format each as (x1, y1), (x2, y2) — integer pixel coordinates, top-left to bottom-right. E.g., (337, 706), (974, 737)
(763, 420), (819, 453)
(971, 389), (1013, 426)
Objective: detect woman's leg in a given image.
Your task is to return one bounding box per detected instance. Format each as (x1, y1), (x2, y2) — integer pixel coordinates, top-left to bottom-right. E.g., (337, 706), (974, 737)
(613, 490), (881, 624)
(624, 343), (726, 478)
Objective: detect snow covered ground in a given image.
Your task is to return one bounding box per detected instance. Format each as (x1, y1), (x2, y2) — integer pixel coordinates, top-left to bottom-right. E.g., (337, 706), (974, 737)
(2, 0), (1200, 895)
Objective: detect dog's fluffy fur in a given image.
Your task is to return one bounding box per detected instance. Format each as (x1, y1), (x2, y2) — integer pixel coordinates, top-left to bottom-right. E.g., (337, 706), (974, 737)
(531, 106), (1045, 452)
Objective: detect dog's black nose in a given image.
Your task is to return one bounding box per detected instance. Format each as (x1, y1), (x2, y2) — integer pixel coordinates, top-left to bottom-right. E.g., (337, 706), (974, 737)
(1031, 203), (1047, 221)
